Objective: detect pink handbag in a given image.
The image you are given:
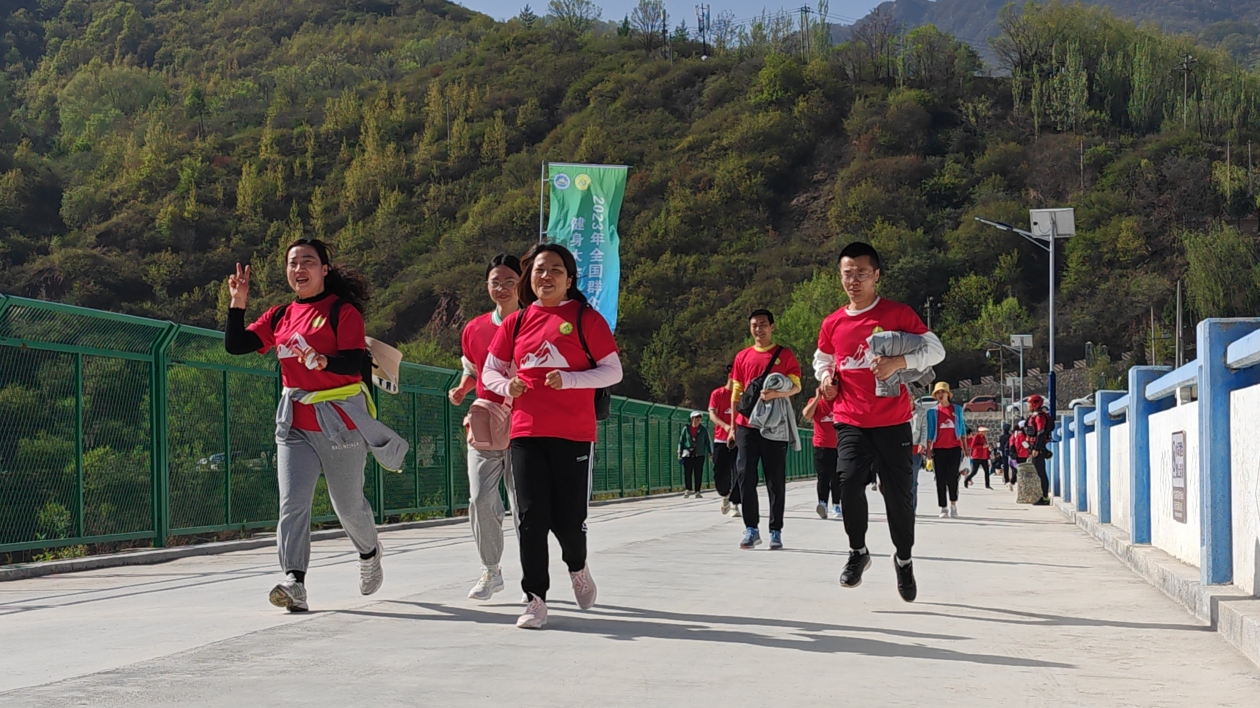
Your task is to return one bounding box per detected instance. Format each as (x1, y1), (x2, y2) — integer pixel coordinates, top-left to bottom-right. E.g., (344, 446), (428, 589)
(464, 398), (511, 451)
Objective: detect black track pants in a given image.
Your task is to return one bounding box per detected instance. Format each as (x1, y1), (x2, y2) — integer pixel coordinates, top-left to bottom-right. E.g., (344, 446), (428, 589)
(736, 425), (787, 532)
(836, 423), (915, 561)
(511, 437), (592, 602)
(814, 447), (840, 505)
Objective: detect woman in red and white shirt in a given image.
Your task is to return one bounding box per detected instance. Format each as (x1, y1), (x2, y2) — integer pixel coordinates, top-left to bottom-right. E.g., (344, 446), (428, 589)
(224, 239), (386, 613)
(482, 244), (622, 629)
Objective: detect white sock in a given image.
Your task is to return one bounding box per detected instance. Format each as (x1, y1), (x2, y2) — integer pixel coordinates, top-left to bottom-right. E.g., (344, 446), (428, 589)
(852, 546), (868, 555)
(895, 556), (912, 567)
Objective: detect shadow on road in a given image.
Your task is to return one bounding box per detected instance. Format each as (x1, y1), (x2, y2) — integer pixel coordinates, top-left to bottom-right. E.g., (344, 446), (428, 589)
(874, 602), (1209, 632)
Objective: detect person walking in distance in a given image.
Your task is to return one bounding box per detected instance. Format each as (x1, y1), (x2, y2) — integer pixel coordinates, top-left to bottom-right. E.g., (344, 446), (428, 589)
(482, 244), (622, 630)
(965, 426), (992, 489)
(224, 240), (407, 612)
(926, 382), (967, 518)
(709, 366), (742, 517)
(998, 422), (1014, 490)
(814, 242), (945, 602)
(731, 309), (802, 550)
(802, 389), (841, 520)
(1025, 395), (1054, 505)
(678, 411), (712, 498)
(448, 254), (522, 602)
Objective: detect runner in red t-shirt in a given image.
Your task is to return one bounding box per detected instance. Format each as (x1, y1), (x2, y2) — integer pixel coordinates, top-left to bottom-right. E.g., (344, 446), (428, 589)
(729, 309), (801, 550)
(926, 382), (965, 517)
(707, 365), (742, 517)
(482, 244), (622, 630)
(224, 239), (389, 613)
(802, 389), (842, 520)
(448, 254), (522, 602)
(964, 427), (992, 489)
(813, 242), (945, 602)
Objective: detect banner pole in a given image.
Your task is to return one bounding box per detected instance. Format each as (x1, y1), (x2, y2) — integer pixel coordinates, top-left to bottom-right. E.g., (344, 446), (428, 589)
(538, 162), (546, 244)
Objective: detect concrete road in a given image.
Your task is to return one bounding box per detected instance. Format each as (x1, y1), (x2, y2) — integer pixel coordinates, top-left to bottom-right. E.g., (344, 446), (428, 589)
(2, 481), (1258, 706)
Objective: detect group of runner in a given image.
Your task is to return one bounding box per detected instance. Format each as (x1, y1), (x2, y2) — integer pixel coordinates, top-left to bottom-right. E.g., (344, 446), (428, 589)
(227, 237), (1064, 627)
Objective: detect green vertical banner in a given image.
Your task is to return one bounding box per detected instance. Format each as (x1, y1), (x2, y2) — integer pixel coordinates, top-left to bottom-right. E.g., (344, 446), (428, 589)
(546, 163), (627, 331)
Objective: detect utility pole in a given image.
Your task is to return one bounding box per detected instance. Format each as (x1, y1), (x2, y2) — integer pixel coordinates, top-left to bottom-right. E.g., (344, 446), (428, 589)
(1178, 54), (1197, 131)
(1176, 279), (1184, 368)
(924, 296), (934, 330)
(798, 5), (812, 61)
(695, 4), (710, 56)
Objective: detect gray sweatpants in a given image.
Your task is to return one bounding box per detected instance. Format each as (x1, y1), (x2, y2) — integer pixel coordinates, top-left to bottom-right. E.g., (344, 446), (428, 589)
(468, 446), (514, 569)
(277, 428), (379, 574)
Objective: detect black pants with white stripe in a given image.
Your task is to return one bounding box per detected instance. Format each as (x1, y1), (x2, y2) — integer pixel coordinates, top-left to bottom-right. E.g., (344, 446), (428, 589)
(511, 437), (592, 602)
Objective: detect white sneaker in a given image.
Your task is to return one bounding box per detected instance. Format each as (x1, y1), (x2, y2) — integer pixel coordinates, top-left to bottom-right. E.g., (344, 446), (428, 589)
(521, 592), (530, 604)
(694, 491), (703, 499)
(816, 501), (828, 519)
(359, 542), (384, 596)
(570, 564), (597, 610)
(269, 574), (308, 612)
(720, 496), (731, 515)
(683, 490), (693, 498)
(938, 508), (949, 518)
(950, 504), (959, 518)
(468, 567), (505, 601)
(517, 595), (548, 629)
(728, 504), (741, 518)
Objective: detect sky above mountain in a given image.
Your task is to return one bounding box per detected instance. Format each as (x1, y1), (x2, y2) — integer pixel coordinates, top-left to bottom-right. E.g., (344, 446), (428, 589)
(451, 0), (883, 27)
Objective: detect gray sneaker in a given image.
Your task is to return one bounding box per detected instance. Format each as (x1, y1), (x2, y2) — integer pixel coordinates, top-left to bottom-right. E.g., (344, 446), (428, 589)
(269, 575), (308, 613)
(359, 542), (384, 596)
(468, 567), (505, 601)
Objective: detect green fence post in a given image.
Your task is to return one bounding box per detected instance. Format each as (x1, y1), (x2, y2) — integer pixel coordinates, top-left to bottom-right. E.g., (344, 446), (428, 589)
(645, 404), (660, 494)
(151, 323), (180, 548)
(444, 374), (456, 518)
(74, 352), (85, 539)
(411, 391), (420, 512)
(614, 398), (626, 497)
(222, 369), (232, 528)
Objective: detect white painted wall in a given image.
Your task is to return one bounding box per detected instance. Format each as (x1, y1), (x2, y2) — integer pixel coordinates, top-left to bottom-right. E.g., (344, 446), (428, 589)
(1086, 429), (1100, 517)
(1149, 402), (1201, 567)
(1111, 421), (1131, 535)
(1230, 385), (1260, 596)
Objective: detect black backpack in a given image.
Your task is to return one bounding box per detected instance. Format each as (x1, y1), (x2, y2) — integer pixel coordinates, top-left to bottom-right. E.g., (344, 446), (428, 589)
(271, 297), (374, 384)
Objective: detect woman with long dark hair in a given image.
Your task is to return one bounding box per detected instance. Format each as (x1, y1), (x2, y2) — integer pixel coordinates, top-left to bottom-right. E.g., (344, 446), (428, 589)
(449, 253), (522, 601)
(482, 243), (622, 629)
(224, 239), (407, 612)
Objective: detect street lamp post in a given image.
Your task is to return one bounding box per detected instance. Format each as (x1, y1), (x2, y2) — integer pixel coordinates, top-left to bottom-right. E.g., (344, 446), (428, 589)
(975, 208), (1076, 419)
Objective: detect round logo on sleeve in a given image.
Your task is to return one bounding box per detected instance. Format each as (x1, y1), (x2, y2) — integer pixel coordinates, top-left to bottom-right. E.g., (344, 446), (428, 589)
(559, 322), (574, 335)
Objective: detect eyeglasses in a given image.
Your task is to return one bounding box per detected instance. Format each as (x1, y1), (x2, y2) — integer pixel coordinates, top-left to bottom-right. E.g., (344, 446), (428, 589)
(840, 269), (876, 283)
(488, 279), (519, 291)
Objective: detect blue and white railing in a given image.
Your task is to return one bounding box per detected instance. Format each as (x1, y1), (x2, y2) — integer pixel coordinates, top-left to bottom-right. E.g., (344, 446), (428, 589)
(1049, 318), (1260, 594)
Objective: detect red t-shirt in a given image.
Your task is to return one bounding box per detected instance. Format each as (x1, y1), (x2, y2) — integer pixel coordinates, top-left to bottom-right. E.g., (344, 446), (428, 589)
(708, 386), (734, 443)
(730, 345), (802, 428)
(488, 301), (618, 443)
(817, 298), (929, 429)
(810, 396), (838, 449)
(1010, 432), (1030, 460)
(249, 295), (364, 432)
(933, 405), (961, 449)
(461, 312), (505, 404)
(970, 433), (990, 460)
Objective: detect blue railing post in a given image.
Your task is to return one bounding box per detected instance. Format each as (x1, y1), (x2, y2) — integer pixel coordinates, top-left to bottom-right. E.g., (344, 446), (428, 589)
(1073, 404), (1093, 513)
(1051, 427), (1062, 498)
(1094, 391), (1125, 525)
(1061, 415), (1074, 504)
(1198, 319), (1260, 586)
(1129, 366), (1172, 545)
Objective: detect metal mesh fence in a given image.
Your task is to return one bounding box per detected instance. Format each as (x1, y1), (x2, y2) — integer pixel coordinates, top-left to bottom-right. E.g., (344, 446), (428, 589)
(0, 294), (815, 555)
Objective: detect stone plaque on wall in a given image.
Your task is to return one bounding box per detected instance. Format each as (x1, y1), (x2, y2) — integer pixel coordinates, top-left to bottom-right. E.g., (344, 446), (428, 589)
(1171, 431), (1187, 524)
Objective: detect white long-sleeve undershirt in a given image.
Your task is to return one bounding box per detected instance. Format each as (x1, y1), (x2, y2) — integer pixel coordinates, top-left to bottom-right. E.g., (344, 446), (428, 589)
(813, 331), (946, 382)
(482, 352), (623, 398)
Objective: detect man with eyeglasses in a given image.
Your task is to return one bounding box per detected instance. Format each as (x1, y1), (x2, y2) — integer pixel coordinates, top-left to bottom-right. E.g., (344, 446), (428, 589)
(813, 242), (945, 602)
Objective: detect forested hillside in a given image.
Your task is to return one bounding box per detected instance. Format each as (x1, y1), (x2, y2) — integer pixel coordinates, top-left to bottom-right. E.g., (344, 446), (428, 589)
(1, 0), (1259, 407)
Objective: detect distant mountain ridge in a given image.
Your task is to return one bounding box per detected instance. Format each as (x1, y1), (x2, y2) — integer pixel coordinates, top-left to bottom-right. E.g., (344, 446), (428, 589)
(856, 0), (1260, 68)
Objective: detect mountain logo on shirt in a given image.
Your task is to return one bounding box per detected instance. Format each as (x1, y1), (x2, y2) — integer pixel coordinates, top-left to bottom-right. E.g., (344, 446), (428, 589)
(839, 342), (875, 370)
(940, 419), (956, 430)
(520, 340), (571, 370)
(277, 333), (312, 360)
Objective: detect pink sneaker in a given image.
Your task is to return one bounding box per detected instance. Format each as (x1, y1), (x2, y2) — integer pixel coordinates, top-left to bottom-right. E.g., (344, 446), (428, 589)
(516, 595), (548, 629)
(570, 565), (597, 610)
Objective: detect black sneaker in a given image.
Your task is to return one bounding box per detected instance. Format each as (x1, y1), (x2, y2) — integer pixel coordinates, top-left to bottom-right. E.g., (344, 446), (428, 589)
(839, 550), (871, 588)
(893, 557), (917, 602)
(1034, 497), (1051, 506)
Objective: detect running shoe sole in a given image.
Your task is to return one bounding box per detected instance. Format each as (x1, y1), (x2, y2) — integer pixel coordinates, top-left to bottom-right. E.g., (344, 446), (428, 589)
(269, 585), (308, 612)
(815, 502), (827, 520)
(739, 537), (763, 549)
(839, 554), (872, 589)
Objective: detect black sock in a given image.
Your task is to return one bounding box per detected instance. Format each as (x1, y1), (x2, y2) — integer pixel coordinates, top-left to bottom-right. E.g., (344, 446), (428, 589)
(287, 570), (306, 584)
(359, 548), (377, 560)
